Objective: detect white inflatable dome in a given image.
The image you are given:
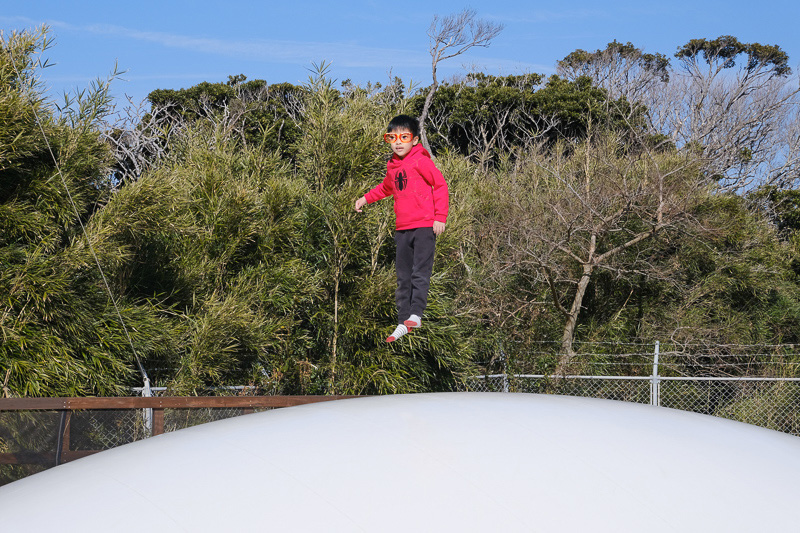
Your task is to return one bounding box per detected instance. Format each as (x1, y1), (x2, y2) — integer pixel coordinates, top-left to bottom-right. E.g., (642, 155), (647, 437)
(1, 393), (799, 532)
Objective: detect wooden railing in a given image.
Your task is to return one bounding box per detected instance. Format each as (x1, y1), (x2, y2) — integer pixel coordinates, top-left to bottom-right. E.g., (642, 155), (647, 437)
(0, 396), (357, 468)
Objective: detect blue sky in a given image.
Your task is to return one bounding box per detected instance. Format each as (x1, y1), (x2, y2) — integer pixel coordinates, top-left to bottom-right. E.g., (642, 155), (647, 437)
(3, 1), (799, 109)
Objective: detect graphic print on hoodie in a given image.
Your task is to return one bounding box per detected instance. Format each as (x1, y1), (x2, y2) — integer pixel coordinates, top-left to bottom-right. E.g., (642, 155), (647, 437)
(395, 169), (408, 191)
(364, 144), (449, 231)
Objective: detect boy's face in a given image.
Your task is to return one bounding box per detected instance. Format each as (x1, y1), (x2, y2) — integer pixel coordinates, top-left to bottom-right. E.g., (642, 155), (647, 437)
(386, 128), (419, 159)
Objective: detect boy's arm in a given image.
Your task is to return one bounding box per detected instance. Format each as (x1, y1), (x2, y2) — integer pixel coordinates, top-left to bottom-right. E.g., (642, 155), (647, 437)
(359, 172), (393, 209)
(419, 160), (449, 225)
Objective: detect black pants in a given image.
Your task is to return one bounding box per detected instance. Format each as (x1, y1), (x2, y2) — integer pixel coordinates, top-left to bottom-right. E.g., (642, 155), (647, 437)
(394, 227), (436, 323)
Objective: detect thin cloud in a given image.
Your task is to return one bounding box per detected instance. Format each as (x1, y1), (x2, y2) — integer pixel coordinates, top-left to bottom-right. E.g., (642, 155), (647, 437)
(492, 9), (607, 23)
(2, 15), (547, 83)
(84, 21), (543, 72)
(8, 16), (432, 69)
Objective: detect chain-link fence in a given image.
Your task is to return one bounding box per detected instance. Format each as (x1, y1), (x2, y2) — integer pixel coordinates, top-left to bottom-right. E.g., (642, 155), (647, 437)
(463, 374), (800, 434)
(464, 340), (800, 436)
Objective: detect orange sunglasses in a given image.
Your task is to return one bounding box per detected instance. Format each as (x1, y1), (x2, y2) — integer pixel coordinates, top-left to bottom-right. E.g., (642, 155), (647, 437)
(383, 132), (414, 143)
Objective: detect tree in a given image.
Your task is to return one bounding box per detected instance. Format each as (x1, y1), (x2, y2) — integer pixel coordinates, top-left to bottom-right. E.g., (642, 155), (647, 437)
(103, 76), (307, 189)
(557, 40), (670, 103)
(412, 72), (641, 166)
(667, 36), (798, 191)
(418, 9), (503, 152)
(93, 121), (322, 393)
(479, 131), (708, 372)
(644, 194), (800, 351)
(101, 96), (189, 189)
(560, 36), (800, 192)
(146, 77), (305, 150)
(0, 27), (169, 396)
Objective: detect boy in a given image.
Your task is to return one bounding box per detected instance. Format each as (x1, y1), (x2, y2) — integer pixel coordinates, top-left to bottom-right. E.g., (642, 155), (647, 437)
(355, 115), (449, 342)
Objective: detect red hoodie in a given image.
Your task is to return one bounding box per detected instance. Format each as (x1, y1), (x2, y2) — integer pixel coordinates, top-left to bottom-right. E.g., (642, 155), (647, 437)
(364, 144), (449, 230)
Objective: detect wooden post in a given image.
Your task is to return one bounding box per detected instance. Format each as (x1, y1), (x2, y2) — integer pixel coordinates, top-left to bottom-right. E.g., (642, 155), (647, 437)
(152, 408), (164, 436)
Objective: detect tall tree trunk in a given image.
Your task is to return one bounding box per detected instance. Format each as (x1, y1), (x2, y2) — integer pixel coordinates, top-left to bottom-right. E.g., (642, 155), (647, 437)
(557, 264), (593, 375)
(330, 271), (339, 394)
(418, 68), (438, 154)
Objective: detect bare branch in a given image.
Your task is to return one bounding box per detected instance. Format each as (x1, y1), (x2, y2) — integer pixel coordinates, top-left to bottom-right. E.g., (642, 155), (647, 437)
(100, 96), (190, 189)
(419, 9), (503, 152)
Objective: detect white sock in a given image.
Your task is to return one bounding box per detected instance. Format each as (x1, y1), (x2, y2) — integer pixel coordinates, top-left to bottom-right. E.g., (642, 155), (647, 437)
(387, 324), (409, 342)
(404, 314), (422, 329)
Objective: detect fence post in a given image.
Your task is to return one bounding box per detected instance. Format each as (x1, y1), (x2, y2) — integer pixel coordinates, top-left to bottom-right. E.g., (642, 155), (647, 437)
(499, 342), (509, 393)
(152, 408), (165, 436)
(650, 341), (661, 406)
(141, 378), (153, 436)
(55, 410), (69, 466)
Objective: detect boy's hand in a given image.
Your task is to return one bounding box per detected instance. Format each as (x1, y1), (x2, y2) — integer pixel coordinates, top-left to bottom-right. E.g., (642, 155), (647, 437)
(354, 196), (367, 212)
(433, 221), (446, 235)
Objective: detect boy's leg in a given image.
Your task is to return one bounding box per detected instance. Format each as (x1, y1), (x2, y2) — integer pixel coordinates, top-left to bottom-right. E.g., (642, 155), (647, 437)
(394, 230), (413, 323)
(409, 227), (436, 319)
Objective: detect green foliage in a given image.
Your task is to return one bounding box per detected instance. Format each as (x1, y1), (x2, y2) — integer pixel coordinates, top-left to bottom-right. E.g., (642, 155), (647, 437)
(559, 40), (671, 82)
(294, 63), (387, 190)
(93, 125), (320, 392)
(675, 35), (791, 76)
(83, 65), (477, 395)
(637, 195), (800, 347)
(0, 28), (151, 396)
(749, 186), (800, 238)
(5, 28), (800, 397)
(410, 73), (641, 163)
(147, 75), (305, 157)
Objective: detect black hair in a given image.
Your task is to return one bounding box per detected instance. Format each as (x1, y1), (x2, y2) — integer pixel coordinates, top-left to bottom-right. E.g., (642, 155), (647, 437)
(387, 114), (420, 138)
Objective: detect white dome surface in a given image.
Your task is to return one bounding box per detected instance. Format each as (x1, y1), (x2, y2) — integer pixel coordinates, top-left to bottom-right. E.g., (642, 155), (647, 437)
(1, 392), (799, 532)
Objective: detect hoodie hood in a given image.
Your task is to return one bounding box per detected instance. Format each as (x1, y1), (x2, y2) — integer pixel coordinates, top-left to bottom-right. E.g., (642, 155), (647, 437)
(388, 143), (431, 170)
